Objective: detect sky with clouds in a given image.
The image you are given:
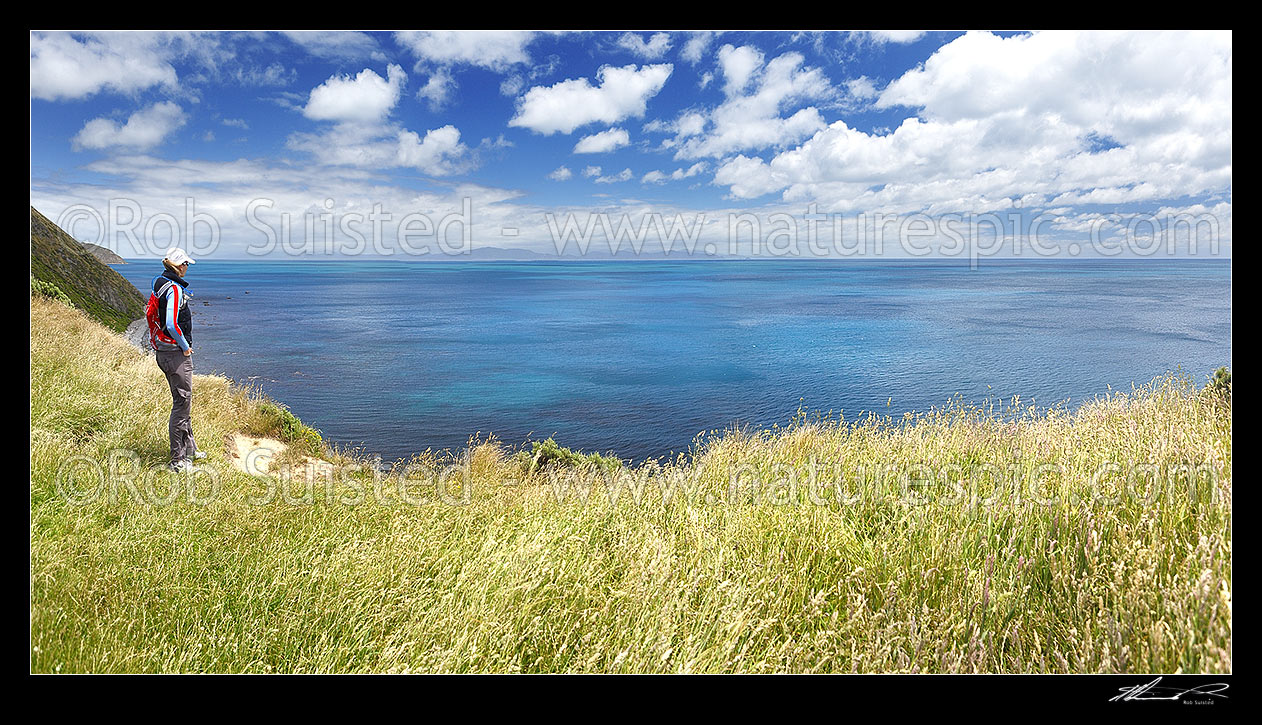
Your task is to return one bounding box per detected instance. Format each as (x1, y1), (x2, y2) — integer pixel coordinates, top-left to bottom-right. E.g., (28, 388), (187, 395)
(30, 30), (1231, 258)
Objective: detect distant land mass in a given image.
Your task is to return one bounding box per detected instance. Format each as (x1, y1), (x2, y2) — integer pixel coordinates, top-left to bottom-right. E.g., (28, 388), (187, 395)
(421, 246), (644, 261)
(407, 245), (746, 261)
(30, 206), (144, 332)
(79, 241), (126, 264)
(463, 246), (547, 260)
(149, 246), (748, 262)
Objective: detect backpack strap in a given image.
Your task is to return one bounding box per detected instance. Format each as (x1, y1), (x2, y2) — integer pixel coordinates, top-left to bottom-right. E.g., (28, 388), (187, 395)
(151, 275), (175, 299)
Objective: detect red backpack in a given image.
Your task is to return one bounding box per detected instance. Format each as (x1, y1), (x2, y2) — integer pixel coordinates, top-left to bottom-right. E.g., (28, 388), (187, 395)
(145, 277), (177, 349)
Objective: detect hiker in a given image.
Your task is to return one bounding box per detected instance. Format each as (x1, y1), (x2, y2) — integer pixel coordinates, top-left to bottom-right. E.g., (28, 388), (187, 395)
(148, 247), (206, 472)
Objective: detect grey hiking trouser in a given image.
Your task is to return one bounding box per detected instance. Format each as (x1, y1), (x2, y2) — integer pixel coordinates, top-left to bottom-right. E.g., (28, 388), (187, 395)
(155, 348), (197, 464)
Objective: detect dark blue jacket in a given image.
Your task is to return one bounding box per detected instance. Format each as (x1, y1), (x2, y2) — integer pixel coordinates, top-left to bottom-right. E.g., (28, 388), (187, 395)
(151, 269), (193, 351)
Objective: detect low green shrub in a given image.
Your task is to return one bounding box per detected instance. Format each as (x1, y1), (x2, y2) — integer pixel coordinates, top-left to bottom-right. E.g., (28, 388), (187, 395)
(31, 276), (74, 307)
(524, 437), (622, 475)
(248, 401), (324, 457)
(1206, 366), (1231, 401)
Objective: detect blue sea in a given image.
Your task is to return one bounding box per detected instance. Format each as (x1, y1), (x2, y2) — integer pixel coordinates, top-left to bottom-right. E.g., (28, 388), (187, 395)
(117, 259), (1232, 462)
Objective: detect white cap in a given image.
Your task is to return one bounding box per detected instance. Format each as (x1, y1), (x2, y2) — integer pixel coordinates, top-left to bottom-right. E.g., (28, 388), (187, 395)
(165, 247), (196, 266)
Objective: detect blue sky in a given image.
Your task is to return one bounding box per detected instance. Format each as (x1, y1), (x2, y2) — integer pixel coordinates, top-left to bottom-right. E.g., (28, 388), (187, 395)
(30, 30), (1232, 259)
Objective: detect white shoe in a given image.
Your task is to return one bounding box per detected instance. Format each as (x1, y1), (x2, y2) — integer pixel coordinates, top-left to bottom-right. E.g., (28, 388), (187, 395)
(169, 459), (196, 473)
(192, 451), (207, 461)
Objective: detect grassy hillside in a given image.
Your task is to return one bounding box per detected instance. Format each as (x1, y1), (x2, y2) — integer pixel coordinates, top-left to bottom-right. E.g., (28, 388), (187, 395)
(30, 206), (143, 332)
(30, 293), (1231, 673)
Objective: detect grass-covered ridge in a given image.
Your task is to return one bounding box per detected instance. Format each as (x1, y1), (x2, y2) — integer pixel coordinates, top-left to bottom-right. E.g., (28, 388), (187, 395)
(29, 206), (143, 332)
(29, 293), (1231, 673)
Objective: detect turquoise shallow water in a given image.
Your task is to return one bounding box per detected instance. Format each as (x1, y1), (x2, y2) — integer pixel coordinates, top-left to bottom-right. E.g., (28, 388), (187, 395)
(117, 259), (1232, 462)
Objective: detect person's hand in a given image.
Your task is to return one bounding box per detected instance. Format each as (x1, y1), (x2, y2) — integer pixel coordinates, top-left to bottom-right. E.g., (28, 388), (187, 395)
(184, 348), (193, 357)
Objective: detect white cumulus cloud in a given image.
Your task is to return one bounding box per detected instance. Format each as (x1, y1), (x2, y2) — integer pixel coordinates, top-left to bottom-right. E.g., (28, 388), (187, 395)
(288, 122), (470, 176)
(72, 101), (187, 150)
(681, 32), (716, 64)
(31, 32), (179, 101)
(642, 162), (707, 184)
(418, 68), (456, 111)
(868, 31), (926, 44)
(672, 48), (832, 159)
(710, 30), (1232, 215)
(509, 64), (673, 135)
(303, 64), (406, 124)
(574, 128), (631, 154)
(394, 31), (536, 72)
(595, 168), (633, 184)
(718, 44), (763, 96)
(291, 63), (474, 176)
(845, 76), (879, 101)
(283, 31), (383, 61)
(713, 155), (787, 199)
(617, 32), (673, 59)
(396, 125), (468, 174)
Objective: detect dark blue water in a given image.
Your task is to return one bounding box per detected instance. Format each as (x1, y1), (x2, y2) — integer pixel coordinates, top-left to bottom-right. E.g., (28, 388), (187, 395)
(117, 259), (1232, 462)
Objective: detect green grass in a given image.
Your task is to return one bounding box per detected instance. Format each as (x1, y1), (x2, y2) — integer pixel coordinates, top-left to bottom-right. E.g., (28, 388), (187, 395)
(29, 294), (1231, 673)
